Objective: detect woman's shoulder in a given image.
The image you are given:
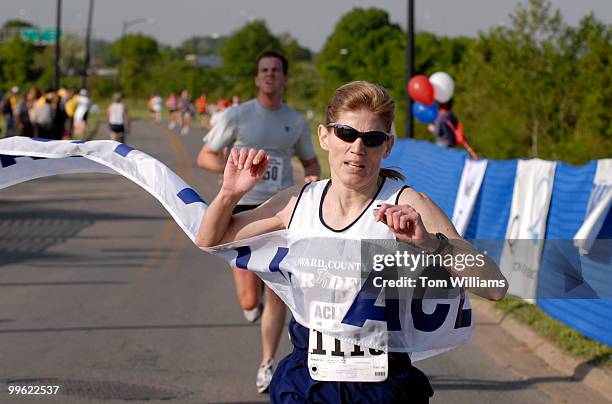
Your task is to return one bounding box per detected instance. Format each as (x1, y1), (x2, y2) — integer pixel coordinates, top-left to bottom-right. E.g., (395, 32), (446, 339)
(254, 183), (314, 228)
(396, 186), (439, 220)
(397, 186), (459, 237)
(396, 186), (432, 207)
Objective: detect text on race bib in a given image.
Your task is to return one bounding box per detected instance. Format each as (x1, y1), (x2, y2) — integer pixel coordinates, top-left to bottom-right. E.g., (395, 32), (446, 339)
(307, 329), (388, 382)
(253, 157), (283, 193)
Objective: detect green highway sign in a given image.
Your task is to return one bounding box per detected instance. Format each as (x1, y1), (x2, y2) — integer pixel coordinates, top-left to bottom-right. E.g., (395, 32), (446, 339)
(20, 28), (61, 44)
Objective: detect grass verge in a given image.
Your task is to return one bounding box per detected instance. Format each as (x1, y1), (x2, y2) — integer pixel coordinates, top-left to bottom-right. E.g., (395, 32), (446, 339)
(495, 296), (612, 369)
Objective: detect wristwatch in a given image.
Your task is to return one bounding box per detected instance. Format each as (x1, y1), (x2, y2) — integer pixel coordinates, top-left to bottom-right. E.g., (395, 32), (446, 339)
(432, 232), (450, 255)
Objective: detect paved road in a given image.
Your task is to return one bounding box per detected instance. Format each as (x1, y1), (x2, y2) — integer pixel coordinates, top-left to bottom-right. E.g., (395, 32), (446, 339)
(0, 121), (607, 403)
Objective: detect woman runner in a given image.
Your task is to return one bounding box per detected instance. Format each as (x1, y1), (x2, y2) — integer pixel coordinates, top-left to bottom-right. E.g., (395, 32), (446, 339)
(196, 81), (507, 403)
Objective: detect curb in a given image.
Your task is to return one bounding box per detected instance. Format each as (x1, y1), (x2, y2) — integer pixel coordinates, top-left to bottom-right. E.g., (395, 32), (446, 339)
(471, 298), (612, 400)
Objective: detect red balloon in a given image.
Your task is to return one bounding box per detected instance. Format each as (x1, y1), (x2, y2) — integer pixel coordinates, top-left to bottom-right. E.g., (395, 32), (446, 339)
(407, 75), (435, 106)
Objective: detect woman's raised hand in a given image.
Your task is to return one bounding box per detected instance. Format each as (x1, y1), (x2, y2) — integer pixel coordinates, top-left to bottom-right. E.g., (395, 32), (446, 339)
(221, 147), (269, 196)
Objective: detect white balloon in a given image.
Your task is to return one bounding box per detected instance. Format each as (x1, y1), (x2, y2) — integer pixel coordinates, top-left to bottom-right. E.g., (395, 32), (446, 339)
(429, 72), (454, 103)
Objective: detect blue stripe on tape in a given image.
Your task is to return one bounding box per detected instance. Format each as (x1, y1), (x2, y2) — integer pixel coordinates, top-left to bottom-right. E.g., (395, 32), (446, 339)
(0, 155), (17, 168)
(235, 246), (251, 270)
(177, 188), (205, 205)
(114, 143), (134, 157)
(269, 247), (289, 280)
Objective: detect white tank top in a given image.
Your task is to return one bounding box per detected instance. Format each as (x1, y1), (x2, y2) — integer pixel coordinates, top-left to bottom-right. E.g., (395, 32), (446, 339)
(286, 177), (409, 353)
(288, 177), (408, 238)
(108, 103), (125, 125)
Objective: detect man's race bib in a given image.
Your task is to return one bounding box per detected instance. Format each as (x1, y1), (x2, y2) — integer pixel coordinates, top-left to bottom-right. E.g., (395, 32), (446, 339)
(252, 157), (283, 194)
(307, 329), (388, 382)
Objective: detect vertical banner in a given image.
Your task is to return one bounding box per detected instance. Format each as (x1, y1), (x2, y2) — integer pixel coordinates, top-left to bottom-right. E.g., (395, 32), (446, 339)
(452, 158), (488, 236)
(574, 159), (612, 255)
(500, 159), (557, 300)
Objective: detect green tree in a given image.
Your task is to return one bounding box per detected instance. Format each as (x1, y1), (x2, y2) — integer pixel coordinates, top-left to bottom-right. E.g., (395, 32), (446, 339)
(113, 34), (160, 96)
(177, 35), (227, 57)
(317, 8), (408, 133)
(60, 33), (86, 74)
(148, 60), (226, 98)
(560, 15), (612, 161)
(91, 38), (117, 67)
(278, 32), (315, 104)
(317, 8), (393, 93)
(414, 33), (471, 78)
(279, 32), (312, 62)
(220, 20), (282, 97)
(1, 19), (35, 29)
(316, 7), (476, 138)
(0, 36), (37, 89)
(457, 0), (611, 162)
(1, 19), (35, 40)
(286, 61), (321, 106)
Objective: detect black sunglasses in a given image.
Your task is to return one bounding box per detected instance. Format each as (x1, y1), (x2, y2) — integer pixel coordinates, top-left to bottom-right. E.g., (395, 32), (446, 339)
(326, 123), (390, 147)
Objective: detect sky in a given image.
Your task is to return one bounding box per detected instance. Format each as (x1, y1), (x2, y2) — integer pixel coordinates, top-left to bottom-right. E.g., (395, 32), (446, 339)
(1, 0), (611, 51)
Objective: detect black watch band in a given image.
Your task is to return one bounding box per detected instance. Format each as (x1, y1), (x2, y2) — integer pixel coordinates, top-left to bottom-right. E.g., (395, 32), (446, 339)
(432, 232), (450, 255)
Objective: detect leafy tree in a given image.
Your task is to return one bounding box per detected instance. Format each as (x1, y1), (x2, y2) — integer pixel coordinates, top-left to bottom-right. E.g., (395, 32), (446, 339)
(562, 15), (612, 161)
(147, 60), (226, 98)
(0, 36), (37, 89)
(279, 32), (312, 62)
(317, 8), (394, 92)
(414, 33), (471, 78)
(177, 35), (227, 57)
(91, 38), (117, 67)
(276, 32), (315, 104)
(286, 61), (321, 105)
(316, 7), (476, 138)
(457, 0), (611, 162)
(1, 19), (35, 29)
(316, 8), (408, 133)
(113, 34), (160, 96)
(1, 19), (35, 40)
(60, 33), (86, 74)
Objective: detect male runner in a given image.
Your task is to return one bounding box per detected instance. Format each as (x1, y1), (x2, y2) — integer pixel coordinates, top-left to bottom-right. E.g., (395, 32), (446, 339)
(196, 50), (320, 393)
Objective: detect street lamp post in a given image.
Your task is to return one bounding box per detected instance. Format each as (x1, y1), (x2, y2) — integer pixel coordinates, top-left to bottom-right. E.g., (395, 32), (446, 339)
(115, 17), (155, 90)
(406, 0), (415, 138)
(82, 0), (95, 89)
(54, 0), (62, 90)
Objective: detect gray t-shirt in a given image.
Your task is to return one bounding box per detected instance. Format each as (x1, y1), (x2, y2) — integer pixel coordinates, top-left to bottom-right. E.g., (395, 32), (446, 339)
(205, 99), (316, 205)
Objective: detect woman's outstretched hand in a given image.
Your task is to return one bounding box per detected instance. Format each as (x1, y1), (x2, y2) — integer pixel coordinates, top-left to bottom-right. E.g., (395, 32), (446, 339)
(221, 147), (269, 196)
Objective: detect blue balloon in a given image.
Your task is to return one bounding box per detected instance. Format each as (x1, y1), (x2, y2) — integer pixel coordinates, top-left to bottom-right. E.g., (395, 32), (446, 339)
(412, 102), (439, 124)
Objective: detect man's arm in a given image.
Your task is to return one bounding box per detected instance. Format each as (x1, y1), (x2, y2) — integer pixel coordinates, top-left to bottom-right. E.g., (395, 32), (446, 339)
(300, 157), (321, 182)
(198, 107), (236, 173)
(197, 143), (227, 174)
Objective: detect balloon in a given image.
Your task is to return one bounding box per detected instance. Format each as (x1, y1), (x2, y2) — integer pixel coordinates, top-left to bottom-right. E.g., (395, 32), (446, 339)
(429, 72), (455, 103)
(412, 101), (438, 124)
(407, 75), (435, 106)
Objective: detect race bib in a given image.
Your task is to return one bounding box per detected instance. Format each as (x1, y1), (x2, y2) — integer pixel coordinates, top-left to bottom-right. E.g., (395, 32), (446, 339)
(253, 157), (283, 193)
(307, 329), (388, 382)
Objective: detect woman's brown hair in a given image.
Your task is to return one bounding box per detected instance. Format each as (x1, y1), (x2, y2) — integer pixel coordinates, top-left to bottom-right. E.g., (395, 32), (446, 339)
(325, 81), (405, 180)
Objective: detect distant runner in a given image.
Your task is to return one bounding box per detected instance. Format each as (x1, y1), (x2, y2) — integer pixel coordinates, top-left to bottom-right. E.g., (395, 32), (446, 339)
(108, 92), (130, 143)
